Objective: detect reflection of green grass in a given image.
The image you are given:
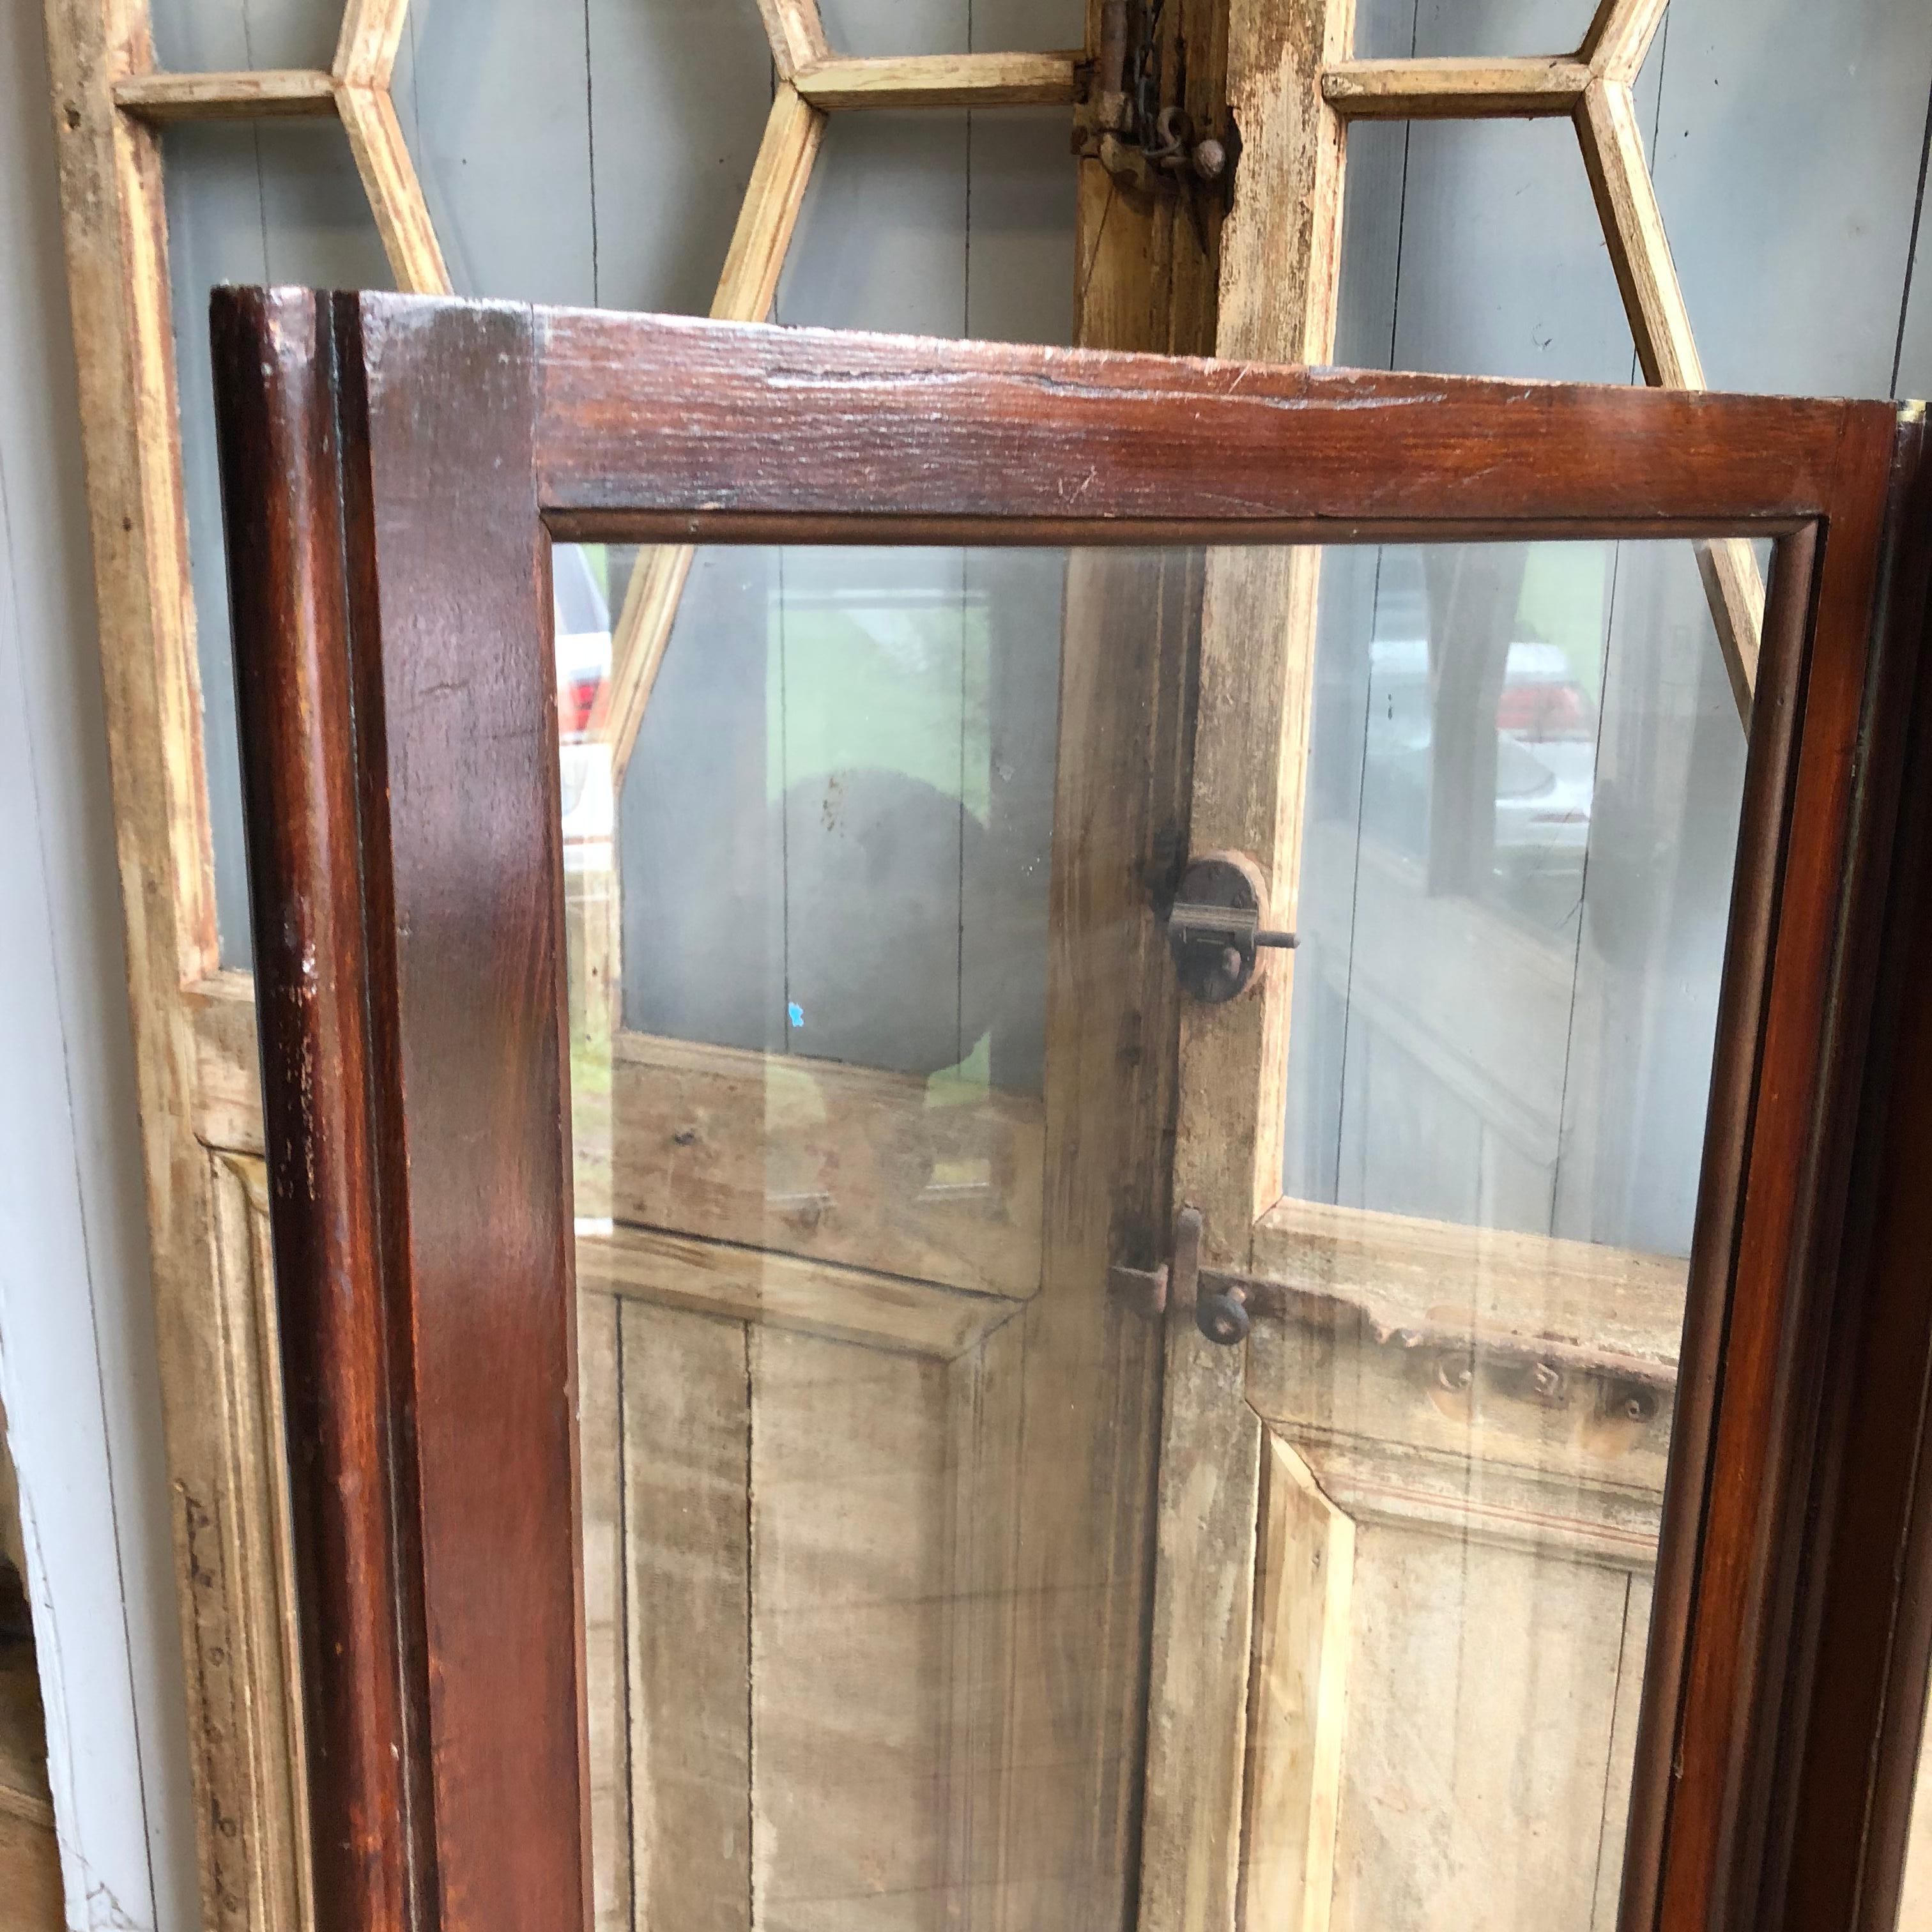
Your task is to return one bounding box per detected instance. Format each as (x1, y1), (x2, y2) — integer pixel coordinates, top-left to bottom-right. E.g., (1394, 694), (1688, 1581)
(1517, 543), (1611, 698)
(770, 563), (995, 1095)
(769, 579), (990, 814)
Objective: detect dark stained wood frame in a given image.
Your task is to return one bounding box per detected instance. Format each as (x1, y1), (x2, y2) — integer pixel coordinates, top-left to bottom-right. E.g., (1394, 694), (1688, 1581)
(209, 285), (1928, 1932)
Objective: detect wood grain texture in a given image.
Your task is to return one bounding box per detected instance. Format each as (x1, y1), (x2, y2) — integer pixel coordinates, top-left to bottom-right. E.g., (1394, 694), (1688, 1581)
(1580, 0), (1671, 84)
(529, 303), (1880, 535)
(1322, 55), (1590, 118)
(993, 10), (1222, 1913)
(793, 51), (1082, 109)
(576, 1294), (629, 1932)
(187, 984), (1046, 1301)
(1252, 1195), (1688, 1367)
(337, 80), (449, 295)
(340, 289), (581, 1932)
(576, 1221), (1022, 1360)
(622, 1302), (752, 1932)
(1648, 423), (1899, 1930)
(1141, 1329), (1262, 1932)
(207, 1154), (314, 1932)
(747, 1330), (953, 1931)
(605, 1029), (1045, 1300)
(1145, 8), (1346, 1923)
(112, 67), (335, 119)
(40, 3), (329, 1918)
(1760, 422), (1932, 1932)
(215, 286), (586, 1932)
(755, 0), (830, 82)
(332, 0), (409, 88)
(210, 286), (421, 1932)
(1240, 1436), (1351, 1932)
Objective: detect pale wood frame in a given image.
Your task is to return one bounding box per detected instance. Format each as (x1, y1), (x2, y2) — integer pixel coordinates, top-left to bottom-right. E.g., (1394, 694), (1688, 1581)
(42, 3), (1089, 1926)
(1321, 0), (1763, 711)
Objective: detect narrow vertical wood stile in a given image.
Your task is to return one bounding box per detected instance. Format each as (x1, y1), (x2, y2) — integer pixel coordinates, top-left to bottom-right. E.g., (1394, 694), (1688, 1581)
(1144, 3), (1352, 1924)
(213, 287), (583, 1932)
(209, 291), (420, 1932)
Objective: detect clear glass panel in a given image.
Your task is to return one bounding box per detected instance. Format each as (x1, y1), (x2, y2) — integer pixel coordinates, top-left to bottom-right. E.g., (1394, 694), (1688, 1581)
(563, 538), (1070, 1932)
(560, 536), (1741, 1932)
(1352, 0), (1604, 61)
(164, 120), (392, 966)
(1286, 539), (1741, 1250)
(1270, 536), (1733, 1927)
(819, 0), (1085, 56)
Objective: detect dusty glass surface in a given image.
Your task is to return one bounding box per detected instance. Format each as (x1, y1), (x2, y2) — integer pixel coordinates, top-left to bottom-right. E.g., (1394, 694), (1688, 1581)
(1269, 537), (1738, 1927)
(554, 537), (1745, 1932)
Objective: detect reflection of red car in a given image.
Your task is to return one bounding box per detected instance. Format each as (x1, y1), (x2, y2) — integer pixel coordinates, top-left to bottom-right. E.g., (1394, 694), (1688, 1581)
(1497, 670), (1593, 741)
(553, 547), (614, 871)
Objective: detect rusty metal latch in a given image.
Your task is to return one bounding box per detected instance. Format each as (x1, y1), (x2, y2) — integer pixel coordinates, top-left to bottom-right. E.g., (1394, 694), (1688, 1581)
(1167, 855), (1297, 1003)
(1110, 1206), (1672, 1429)
(1074, 0), (1234, 201)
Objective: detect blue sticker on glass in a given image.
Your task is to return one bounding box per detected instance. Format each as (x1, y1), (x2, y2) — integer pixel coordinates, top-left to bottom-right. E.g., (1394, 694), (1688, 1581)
(787, 1002), (804, 1029)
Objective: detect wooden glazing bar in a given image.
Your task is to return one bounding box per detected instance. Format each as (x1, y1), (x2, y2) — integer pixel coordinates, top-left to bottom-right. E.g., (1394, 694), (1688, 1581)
(112, 68), (336, 120)
(1321, 56), (1591, 118)
(793, 51), (1084, 110)
(332, 0), (411, 88)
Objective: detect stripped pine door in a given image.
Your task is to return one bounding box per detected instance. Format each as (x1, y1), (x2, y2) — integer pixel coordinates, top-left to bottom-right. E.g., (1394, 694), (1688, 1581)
(1138, 511), (1932, 1928)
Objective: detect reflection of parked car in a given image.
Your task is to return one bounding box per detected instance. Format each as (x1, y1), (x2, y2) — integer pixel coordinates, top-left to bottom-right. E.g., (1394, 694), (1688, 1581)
(553, 546), (615, 873)
(1363, 625), (1598, 903)
(1491, 641), (1596, 889)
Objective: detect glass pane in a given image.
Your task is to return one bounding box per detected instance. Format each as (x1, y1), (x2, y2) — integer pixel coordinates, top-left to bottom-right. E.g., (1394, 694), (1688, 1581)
(1268, 536), (1735, 1926)
(559, 535), (1749, 1931)
(165, 119), (392, 966)
(819, 0), (1084, 56)
(562, 538), (1071, 1931)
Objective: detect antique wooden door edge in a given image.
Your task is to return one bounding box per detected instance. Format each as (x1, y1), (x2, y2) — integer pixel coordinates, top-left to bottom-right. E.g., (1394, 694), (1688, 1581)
(213, 282), (1922, 1932)
(1754, 411), (1932, 1931)
(213, 284), (576, 1932)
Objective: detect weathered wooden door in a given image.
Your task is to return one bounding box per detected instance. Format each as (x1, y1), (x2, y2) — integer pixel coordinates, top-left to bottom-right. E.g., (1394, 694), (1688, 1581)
(1140, 512), (1932, 1930)
(211, 285), (1932, 1932)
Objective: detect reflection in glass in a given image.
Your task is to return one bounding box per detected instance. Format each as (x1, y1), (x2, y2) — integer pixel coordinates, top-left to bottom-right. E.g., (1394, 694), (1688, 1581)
(556, 540), (1746, 1932)
(1271, 537), (1739, 1928)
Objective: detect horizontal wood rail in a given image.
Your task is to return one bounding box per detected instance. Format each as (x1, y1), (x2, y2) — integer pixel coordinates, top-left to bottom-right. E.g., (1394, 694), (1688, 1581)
(113, 68), (337, 119)
(792, 50), (1084, 110)
(1321, 56), (1592, 119)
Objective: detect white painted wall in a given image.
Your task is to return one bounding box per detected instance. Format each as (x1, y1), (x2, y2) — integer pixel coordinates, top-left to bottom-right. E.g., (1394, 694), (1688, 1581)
(0, 6), (199, 1928)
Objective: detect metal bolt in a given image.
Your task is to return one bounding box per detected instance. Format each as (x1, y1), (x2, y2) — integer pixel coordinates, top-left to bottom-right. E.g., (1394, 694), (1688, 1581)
(1193, 138), (1227, 182)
